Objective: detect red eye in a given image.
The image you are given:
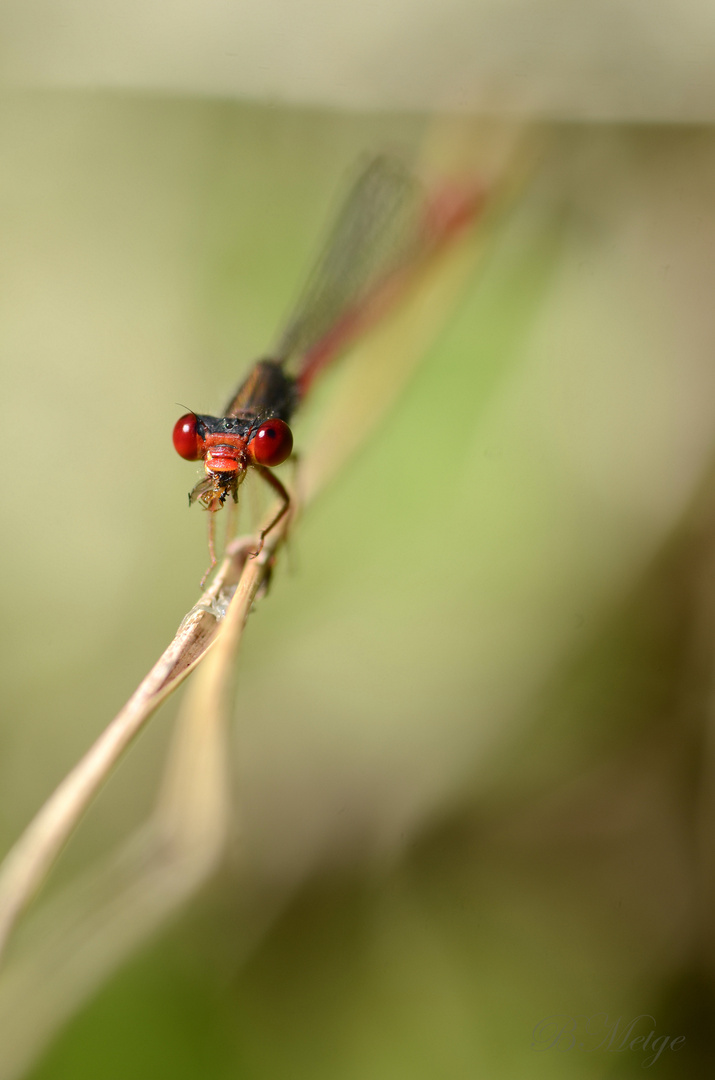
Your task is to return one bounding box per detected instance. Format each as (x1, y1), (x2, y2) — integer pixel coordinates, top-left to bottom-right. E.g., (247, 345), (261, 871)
(247, 419), (293, 467)
(173, 413), (204, 460)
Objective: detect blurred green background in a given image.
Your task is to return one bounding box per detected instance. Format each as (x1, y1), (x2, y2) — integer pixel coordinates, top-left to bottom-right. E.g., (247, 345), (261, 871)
(2, 88), (715, 1077)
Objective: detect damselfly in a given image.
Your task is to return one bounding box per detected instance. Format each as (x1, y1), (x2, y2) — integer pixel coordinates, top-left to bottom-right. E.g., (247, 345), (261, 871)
(173, 154), (482, 583)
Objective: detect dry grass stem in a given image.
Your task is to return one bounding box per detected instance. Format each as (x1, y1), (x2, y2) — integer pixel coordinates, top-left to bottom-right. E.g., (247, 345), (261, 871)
(0, 137), (523, 1077)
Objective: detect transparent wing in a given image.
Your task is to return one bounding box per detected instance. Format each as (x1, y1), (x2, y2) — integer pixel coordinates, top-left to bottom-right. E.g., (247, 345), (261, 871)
(273, 154), (424, 376)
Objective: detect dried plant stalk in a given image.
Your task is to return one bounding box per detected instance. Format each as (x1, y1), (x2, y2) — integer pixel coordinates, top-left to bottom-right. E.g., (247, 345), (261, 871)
(0, 136), (524, 1078)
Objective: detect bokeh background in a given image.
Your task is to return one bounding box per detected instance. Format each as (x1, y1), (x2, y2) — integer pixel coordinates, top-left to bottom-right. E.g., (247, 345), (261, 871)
(2, 2), (715, 1077)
